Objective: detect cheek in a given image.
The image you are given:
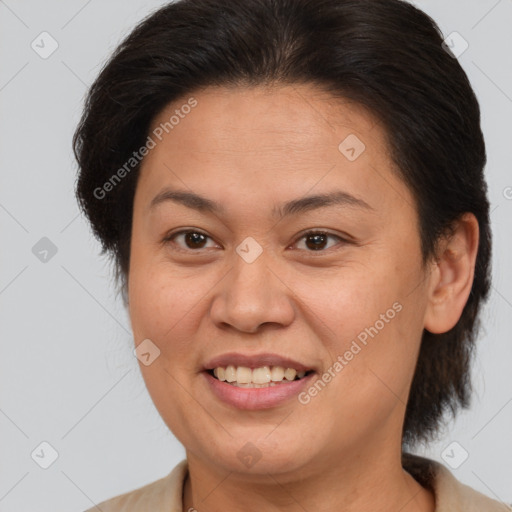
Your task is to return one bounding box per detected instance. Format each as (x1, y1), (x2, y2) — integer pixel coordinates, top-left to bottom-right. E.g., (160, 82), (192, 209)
(128, 257), (240, 395)
(290, 261), (397, 344)
(295, 256), (424, 405)
(127, 263), (205, 428)
(128, 261), (202, 353)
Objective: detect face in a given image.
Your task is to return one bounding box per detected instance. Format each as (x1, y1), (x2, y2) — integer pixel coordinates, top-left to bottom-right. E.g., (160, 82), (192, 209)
(128, 84), (432, 479)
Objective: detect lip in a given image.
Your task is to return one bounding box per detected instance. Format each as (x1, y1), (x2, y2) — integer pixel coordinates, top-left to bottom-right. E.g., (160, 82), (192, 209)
(203, 370), (316, 410)
(203, 352), (315, 372)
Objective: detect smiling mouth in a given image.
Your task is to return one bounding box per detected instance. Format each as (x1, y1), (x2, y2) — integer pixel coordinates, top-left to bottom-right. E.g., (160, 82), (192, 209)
(206, 366), (315, 388)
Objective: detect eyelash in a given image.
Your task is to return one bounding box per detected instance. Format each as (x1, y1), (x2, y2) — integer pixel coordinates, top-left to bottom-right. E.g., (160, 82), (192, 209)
(162, 229), (348, 254)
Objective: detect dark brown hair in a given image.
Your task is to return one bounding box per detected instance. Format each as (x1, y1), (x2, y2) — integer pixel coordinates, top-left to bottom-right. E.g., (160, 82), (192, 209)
(73, 0), (492, 447)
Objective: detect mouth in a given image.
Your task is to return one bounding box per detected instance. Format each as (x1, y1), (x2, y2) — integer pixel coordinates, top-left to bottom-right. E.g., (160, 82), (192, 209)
(202, 352), (318, 408)
(206, 366), (316, 388)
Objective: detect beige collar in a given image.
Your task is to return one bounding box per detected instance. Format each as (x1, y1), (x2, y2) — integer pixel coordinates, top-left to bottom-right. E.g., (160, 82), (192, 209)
(89, 454), (511, 511)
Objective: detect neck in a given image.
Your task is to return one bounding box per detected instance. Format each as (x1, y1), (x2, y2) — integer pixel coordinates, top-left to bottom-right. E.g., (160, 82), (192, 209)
(182, 447), (435, 512)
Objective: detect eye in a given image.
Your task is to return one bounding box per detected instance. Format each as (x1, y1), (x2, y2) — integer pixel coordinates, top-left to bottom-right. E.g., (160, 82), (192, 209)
(163, 229), (219, 251)
(292, 230), (346, 252)
(163, 229), (348, 253)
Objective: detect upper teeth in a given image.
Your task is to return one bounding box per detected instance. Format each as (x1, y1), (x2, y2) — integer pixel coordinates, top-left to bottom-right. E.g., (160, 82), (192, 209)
(213, 365), (307, 384)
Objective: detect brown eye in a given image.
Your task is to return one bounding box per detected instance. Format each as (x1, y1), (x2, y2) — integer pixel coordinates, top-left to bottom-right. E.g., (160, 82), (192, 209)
(294, 231), (345, 252)
(305, 233), (328, 250)
(183, 231), (208, 249)
(164, 230), (217, 251)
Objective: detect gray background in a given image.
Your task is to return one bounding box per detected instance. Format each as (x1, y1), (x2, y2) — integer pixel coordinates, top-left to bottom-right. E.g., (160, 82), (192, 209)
(0, 1), (511, 510)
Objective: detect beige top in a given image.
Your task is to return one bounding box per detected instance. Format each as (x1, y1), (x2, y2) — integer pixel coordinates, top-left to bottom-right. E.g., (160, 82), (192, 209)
(85, 454), (511, 511)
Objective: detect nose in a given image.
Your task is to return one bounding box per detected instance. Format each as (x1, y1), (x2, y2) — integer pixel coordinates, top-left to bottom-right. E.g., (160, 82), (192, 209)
(209, 250), (296, 334)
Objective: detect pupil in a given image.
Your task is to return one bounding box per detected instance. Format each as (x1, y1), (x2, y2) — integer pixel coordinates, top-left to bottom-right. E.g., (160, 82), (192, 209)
(186, 232), (206, 248)
(306, 234), (327, 250)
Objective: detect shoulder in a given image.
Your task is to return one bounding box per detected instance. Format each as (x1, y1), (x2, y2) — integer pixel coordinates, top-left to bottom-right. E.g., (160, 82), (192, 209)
(402, 453), (512, 512)
(82, 459), (188, 512)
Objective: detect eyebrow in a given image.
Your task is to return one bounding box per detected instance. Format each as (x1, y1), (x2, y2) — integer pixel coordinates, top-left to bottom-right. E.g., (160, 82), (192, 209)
(149, 188), (375, 218)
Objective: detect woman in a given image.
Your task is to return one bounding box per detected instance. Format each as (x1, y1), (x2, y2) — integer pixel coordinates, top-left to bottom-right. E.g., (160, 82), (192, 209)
(74, 0), (509, 510)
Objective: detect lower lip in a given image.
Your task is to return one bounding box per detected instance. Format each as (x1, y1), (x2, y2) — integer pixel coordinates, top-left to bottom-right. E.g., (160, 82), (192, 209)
(203, 371), (315, 410)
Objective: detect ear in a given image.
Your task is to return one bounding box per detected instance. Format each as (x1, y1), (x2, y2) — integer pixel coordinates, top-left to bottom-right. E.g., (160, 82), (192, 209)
(423, 213), (479, 334)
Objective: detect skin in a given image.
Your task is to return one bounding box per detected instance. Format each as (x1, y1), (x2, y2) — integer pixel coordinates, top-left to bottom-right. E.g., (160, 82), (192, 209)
(127, 84), (479, 512)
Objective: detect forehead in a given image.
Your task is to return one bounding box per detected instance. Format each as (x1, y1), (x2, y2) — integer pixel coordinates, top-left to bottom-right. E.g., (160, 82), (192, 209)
(136, 84), (412, 219)
(149, 84), (384, 155)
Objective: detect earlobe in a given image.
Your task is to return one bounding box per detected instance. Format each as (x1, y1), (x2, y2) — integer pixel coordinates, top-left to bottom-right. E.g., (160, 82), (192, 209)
(424, 213), (479, 334)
